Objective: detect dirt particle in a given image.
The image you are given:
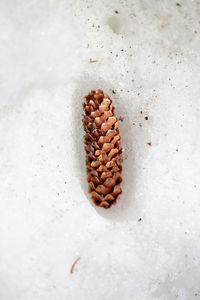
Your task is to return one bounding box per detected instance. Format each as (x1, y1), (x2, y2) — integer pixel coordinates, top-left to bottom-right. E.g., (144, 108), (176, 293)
(112, 90), (116, 94)
(176, 149), (179, 152)
(176, 2), (181, 6)
(140, 111), (143, 114)
(145, 116), (148, 120)
(115, 10), (119, 14)
(138, 218), (142, 222)
(41, 145), (44, 148)
(147, 142), (152, 146)
(118, 116), (124, 122)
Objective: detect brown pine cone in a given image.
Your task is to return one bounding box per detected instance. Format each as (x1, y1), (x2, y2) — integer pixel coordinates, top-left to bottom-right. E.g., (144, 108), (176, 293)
(82, 89), (122, 209)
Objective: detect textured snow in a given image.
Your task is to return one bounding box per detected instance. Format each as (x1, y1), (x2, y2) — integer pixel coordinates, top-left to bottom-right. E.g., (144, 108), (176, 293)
(0, 0), (200, 299)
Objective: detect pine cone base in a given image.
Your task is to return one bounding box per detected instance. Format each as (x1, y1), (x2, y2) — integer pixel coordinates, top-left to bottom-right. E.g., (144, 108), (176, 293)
(82, 89), (122, 208)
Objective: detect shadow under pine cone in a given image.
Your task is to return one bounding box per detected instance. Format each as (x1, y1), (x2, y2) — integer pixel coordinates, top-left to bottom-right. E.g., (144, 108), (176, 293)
(71, 75), (136, 220)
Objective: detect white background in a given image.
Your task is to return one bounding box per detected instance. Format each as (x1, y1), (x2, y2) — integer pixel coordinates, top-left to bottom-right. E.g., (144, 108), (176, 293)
(0, 0), (200, 299)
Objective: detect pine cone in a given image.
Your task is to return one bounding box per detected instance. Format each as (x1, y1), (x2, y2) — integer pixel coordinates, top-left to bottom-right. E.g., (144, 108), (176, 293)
(82, 89), (122, 209)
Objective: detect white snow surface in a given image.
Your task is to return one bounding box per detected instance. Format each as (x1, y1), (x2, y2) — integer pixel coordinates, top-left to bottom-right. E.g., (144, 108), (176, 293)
(0, 0), (200, 299)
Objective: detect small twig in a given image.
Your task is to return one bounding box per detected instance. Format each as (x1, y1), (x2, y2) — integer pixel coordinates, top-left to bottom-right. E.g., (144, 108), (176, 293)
(90, 58), (98, 63)
(70, 257), (80, 274)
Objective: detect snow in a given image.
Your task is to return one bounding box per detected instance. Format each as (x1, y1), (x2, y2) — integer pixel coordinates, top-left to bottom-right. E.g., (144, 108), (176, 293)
(0, 0), (200, 299)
